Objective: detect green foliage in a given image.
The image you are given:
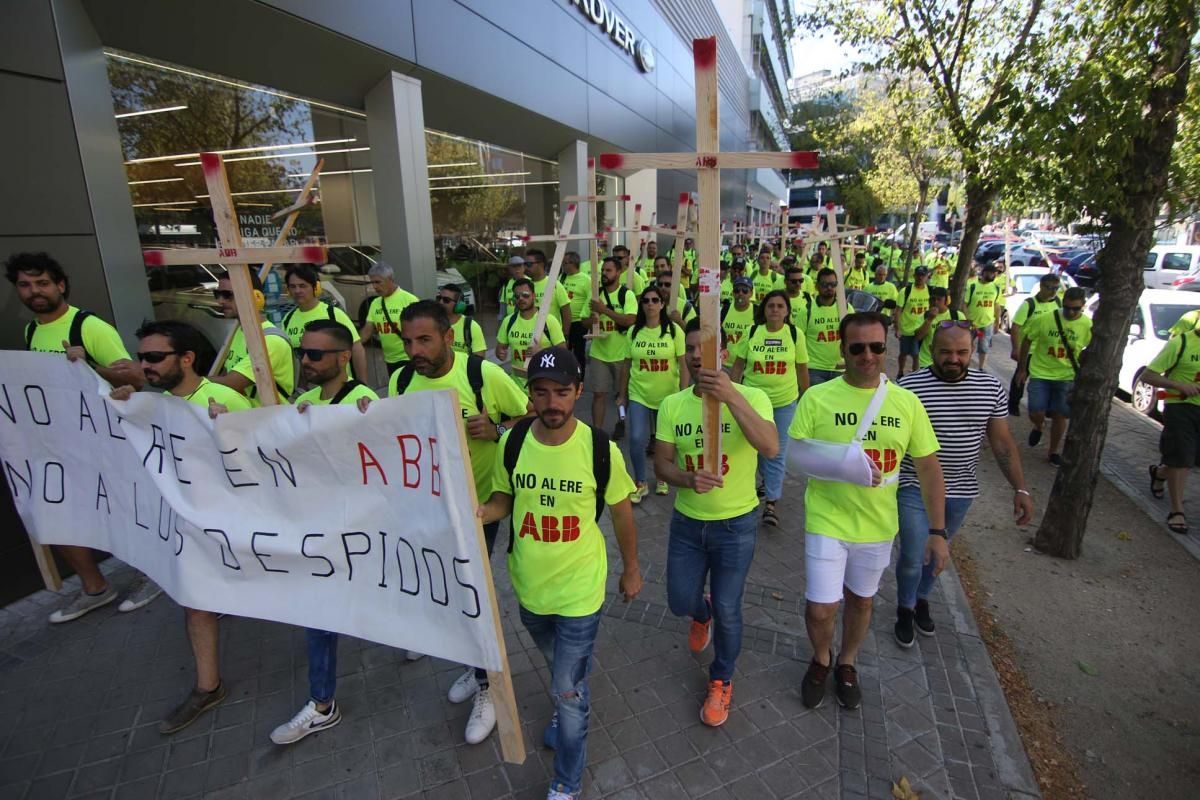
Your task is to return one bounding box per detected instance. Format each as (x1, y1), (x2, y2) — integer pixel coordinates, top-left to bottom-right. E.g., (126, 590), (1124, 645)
(788, 92), (883, 224)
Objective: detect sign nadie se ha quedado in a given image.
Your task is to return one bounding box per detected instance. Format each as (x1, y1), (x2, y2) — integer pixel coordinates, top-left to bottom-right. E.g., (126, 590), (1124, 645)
(567, 0), (655, 73)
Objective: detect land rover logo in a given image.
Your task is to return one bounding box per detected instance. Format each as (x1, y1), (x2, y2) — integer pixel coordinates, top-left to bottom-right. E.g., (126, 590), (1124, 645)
(635, 39), (655, 73)
(568, 0), (654, 73)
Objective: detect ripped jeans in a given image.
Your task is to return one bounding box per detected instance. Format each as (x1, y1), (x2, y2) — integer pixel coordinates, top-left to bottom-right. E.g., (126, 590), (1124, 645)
(518, 605), (602, 796)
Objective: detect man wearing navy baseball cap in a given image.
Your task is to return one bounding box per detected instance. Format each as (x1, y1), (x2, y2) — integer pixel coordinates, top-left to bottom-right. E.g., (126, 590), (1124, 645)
(479, 345), (642, 800)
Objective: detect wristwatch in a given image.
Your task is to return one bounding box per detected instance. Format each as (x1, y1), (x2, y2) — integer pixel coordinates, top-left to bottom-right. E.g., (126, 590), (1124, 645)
(495, 423), (507, 440)
(928, 528), (948, 539)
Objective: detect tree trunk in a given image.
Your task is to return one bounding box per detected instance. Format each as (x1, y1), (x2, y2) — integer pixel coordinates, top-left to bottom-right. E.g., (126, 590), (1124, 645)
(949, 175), (997, 311)
(903, 180), (930, 284)
(1033, 3), (1196, 558)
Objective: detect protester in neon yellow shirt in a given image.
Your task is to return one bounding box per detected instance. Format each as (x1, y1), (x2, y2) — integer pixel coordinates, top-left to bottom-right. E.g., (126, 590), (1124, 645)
(496, 278), (566, 389)
(1143, 326), (1200, 533)
(895, 267), (932, 377)
(788, 311), (944, 711)
(586, 258), (639, 438)
(752, 247), (784, 303)
(799, 267), (846, 385)
(361, 261), (420, 373)
(282, 264), (368, 380)
(722, 277), (757, 367)
(964, 263), (1003, 370)
(212, 272), (295, 405)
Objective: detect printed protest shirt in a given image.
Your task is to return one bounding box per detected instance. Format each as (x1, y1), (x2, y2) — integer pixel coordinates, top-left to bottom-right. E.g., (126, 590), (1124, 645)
(733, 322), (809, 407)
(752, 270), (784, 304)
(450, 315), (487, 356)
(295, 382), (378, 407)
(965, 280), (1003, 328)
(532, 276), (571, 323)
(801, 299), (844, 371)
(1149, 330), (1200, 407)
(224, 321), (295, 403)
(1023, 312), (1093, 382)
(624, 323), (686, 409)
(590, 287), (638, 363)
(282, 304), (360, 348)
(25, 306), (131, 367)
(171, 378), (253, 412)
(863, 281), (898, 319)
(656, 384), (774, 521)
(897, 285), (932, 336)
(366, 288), (420, 363)
(789, 378), (939, 542)
(721, 303), (756, 367)
(496, 313), (565, 389)
(494, 423), (635, 616)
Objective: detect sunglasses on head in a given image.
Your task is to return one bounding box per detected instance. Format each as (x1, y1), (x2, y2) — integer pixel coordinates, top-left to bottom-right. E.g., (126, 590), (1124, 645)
(136, 350), (178, 363)
(847, 342), (886, 355)
(938, 320), (972, 330)
(297, 347), (347, 361)
(212, 289), (235, 300)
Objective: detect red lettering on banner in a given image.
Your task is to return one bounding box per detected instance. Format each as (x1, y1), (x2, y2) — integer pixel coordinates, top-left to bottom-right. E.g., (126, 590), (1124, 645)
(396, 434), (422, 488)
(358, 443), (388, 485)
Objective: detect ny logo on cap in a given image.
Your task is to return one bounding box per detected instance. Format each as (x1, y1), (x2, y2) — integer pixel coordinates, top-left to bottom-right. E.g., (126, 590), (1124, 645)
(539, 352), (556, 369)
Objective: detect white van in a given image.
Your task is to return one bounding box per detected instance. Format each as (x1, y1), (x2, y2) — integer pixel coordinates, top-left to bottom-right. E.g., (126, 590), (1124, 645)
(1143, 244), (1200, 289)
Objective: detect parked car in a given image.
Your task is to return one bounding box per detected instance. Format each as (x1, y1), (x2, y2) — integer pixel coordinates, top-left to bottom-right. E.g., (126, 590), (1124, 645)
(1072, 254), (1100, 289)
(999, 267), (1077, 332)
(1086, 289), (1200, 414)
(1143, 244), (1200, 290)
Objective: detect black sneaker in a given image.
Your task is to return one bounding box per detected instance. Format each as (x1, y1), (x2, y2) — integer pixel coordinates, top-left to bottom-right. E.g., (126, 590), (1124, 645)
(800, 652), (832, 709)
(756, 482), (765, 499)
(1028, 428), (1042, 447)
(612, 420), (625, 441)
(914, 599), (935, 636)
(894, 607), (915, 649)
(834, 662), (862, 710)
(1049, 453), (1063, 467)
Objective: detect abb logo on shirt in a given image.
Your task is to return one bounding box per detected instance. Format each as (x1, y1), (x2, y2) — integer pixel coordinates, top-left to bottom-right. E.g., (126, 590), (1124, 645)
(638, 358), (670, 372)
(753, 361), (789, 375)
(977, 300), (994, 309)
(815, 329), (841, 343)
(682, 453), (730, 475)
(908, 305), (928, 316)
(517, 513), (582, 542)
(377, 321), (399, 335)
(863, 448), (898, 473)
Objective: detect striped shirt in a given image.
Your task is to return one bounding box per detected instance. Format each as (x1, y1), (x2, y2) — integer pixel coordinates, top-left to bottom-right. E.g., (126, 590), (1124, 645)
(897, 367), (1008, 498)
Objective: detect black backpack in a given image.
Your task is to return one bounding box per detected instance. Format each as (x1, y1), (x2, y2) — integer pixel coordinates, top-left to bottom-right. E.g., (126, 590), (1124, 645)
(1021, 295), (1061, 322)
(25, 310), (93, 362)
(500, 416), (611, 553)
(392, 353), (488, 420)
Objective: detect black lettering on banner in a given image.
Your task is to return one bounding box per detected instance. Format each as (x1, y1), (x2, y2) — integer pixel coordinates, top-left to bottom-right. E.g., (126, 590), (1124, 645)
(301, 534), (334, 577)
(251, 531), (288, 573)
(168, 434), (191, 485)
(133, 482), (150, 530)
(340, 531), (371, 581)
(257, 447), (297, 487)
(540, 494), (556, 507)
(172, 513), (185, 556)
(377, 531), (388, 588)
(143, 425), (166, 472)
(79, 393), (96, 433)
(429, 436), (441, 497)
(156, 498), (171, 543)
(422, 547), (449, 607)
(104, 401), (125, 440)
(395, 536), (420, 596)
(0, 386), (13, 424)
(95, 473), (110, 513)
(219, 448), (259, 488)
(4, 459), (31, 498)
(834, 412), (858, 427)
(204, 529), (241, 570)
(453, 558), (481, 619)
(24, 386), (50, 426)
(42, 462), (64, 504)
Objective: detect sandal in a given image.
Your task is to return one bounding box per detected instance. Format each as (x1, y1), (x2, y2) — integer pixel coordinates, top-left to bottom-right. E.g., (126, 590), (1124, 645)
(1149, 465), (1166, 499)
(762, 501), (779, 528)
(1167, 512), (1188, 535)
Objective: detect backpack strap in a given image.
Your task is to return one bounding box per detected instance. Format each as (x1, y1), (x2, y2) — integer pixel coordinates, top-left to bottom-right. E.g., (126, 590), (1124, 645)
(504, 312), (519, 337)
(853, 377), (890, 444)
(590, 423), (611, 523)
(392, 363), (416, 395)
(330, 380), (363, 405)
(747, 323), (759, 343)
(463, 315), (474, 352)
(69, 310), (92, 353)
(720, 299), (731, 322)
(466, 353), (488, 421)
(1052, 311), (1081, 375)
(787, 323), (799, 348)
(283, 308), (296, 330)
(1023, 297), (1036, 318)
(503, 417), (537, 554)
(378, 295), (394, 327)
(23, 321), (35, 350)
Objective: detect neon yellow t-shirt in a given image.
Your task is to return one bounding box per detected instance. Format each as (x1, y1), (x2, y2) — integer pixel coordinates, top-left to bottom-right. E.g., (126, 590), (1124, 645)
(295, 381), (378, 407)
(752, 270), (785, 304)
(562, 273), (592, 323)
(863, 281), (898, 318)
(621, 268), (648, 294)
(917, 309), (964, 368)
(897, 285), (932, 336)
(1149, 331), (1200, 407)
(25, 306), (130, 367)
(590, 286), (638, 363)
(623, 322), (685, 409)
(801, 299), (844, 371)
(494, 422), (636, 616)
(966, 280), (1002, 328)
(720, 278), (733, 304)
(929, 258), (951, 289)
(533, 276), (571, 324)
(496, 312), (565, 388)
(671, 295), (697, 326)
(366, 288), (419, 363)
(224, 321), (295, 404)
(733, 322), (809, 407)
(1169, 309), (1200, 336)
(789, 378), (939, 542)
(282, 303), (360, 348)
(391, 355), (530, 496)
(655, 384), (774, 521)
(172, 378), (253, 412)
(844, 268), (870, 291)
(1024, 311), (1092, 381)
(450, 315), (487, 356)
(722, 303), (756, 367)
(1011, 296), (1061, 351)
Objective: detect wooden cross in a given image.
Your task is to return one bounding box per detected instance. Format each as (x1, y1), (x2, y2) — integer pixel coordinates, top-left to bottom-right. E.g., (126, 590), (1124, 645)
(143, 154), (327, 404)
(600, 37), (818, 473)
(563, 158), (630, 339)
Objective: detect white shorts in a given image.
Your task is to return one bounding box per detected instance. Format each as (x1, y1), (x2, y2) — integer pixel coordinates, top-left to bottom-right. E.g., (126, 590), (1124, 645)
(804, 533), (893, 603)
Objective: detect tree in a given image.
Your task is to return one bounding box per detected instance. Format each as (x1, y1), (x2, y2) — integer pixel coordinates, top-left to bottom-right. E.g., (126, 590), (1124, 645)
(800, 0), (1048, 309)
(1008, 0), (1198, 558)
(788, 93), (883, 226)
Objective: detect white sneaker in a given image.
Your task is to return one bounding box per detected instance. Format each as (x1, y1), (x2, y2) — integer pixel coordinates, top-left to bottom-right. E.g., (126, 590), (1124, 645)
(464, 689), (496, 745)
(269, 700), (341, 745)
(118, 575), (163, 613)
(547, 789), (577, 800)
(447, 667), (479, 704)
(48, 586), (117, 624)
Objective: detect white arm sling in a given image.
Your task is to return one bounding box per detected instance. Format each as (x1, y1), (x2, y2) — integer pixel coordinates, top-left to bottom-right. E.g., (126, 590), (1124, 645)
(786, 376), (895, 487)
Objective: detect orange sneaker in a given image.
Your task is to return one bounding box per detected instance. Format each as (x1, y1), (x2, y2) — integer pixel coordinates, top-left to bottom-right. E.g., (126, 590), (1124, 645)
(688, 613), (712, 653)
(701, 680), (732, 726)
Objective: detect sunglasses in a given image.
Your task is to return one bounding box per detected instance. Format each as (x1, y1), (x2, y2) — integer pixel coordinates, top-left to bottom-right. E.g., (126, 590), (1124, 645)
(297, 348), (347, 361)
(938, 320), (972, 330)
(1063, 305), (1084, 314)
(847, 342), (886, 355)
(641, 296), (662, 305)
(437, 296), (457, 304)
(212, 289), (235, 300)
(514, 291), (533, 299)
(733, 286), (752, 293)
(818, 282), (838, 290)
(136, 350), (179, 363)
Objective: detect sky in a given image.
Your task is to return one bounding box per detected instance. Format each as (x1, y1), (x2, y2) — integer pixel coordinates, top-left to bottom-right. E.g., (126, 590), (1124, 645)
(790, 31), (860, 80)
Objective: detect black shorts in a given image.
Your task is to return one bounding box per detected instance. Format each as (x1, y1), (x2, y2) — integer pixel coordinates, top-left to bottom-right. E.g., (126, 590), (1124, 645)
(1161, 403), (1200, 468)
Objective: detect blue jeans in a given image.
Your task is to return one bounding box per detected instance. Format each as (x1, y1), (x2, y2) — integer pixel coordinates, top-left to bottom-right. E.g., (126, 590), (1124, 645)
(1027, 378), (1073, 417)
(519, 606), (602, 796)
(895, 484), (973, 609)
(758, 401), (796, 501)
(627, 399), (656, 484)
(666, 509), (757, 681)
(306, 628), (338, 704)
(809, 368), (842, 386)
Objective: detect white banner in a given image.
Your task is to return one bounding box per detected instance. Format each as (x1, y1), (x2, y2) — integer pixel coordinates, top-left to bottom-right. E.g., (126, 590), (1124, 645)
(0, 353), (504, 672)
